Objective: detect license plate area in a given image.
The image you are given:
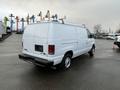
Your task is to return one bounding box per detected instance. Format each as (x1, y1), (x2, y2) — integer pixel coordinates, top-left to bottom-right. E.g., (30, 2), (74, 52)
(35, 45), (43, 52)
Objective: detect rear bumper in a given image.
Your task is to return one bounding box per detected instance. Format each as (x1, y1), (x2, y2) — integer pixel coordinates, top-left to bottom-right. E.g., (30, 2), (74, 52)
(19, 54), (54, 67)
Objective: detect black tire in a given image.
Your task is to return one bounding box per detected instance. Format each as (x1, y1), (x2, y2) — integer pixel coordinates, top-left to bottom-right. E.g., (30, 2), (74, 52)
(57, 54), (72, 70)
(89, 46), (95, 57)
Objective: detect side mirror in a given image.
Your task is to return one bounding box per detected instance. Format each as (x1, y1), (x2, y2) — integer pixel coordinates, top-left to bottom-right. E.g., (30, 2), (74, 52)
(89, 34), (94, 38)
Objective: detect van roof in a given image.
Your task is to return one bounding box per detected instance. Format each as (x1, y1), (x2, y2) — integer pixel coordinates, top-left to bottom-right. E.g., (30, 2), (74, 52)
(29, 21), (86, 29)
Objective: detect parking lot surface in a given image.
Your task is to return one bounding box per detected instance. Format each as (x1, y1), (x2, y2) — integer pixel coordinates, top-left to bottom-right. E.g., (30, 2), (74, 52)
(0, 33), (120, 90)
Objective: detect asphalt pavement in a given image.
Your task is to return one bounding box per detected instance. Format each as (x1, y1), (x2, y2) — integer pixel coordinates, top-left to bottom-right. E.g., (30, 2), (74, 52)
(0, 33), (120, 90)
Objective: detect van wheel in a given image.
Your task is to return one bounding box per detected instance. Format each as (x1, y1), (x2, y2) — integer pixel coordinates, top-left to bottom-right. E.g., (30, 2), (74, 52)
(89, 47), (95, 57)
(57, 54), (72, 70)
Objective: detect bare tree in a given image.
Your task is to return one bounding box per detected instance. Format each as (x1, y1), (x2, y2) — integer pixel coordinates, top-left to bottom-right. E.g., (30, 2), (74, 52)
(94, 24), (102, 34)
(116, 25), (120, 33)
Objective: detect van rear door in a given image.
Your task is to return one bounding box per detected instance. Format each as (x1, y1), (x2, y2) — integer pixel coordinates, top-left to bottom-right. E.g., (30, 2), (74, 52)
(33, 23), (49, 56)
(23, 23), (49, 56)
(23, 25), (34, 54)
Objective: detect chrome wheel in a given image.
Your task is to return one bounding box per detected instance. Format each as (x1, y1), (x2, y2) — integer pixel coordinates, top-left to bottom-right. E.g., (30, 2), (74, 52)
(57, 54), (72, 70)
(65, 57), (71, 68)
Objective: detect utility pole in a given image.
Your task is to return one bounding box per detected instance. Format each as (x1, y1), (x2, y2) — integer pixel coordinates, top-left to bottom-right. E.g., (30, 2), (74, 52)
(15, 16), (19, 32)
(9, 14), (14, 32)
(21, 18), (25, 32)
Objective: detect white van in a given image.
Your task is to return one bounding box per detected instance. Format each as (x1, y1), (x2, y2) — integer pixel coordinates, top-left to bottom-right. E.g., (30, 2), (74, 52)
(19, 22), (95, 69)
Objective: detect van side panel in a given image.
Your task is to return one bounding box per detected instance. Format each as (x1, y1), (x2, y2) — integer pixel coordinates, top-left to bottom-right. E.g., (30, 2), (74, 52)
(48, 23), (78, 61)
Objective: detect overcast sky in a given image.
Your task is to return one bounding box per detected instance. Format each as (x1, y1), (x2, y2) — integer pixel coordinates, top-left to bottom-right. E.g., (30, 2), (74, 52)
(0, 0), (120, 32)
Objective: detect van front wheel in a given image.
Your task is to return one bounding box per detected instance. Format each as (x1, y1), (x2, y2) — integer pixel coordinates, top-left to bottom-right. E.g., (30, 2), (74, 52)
(57, 54), (72, 70)
(89, 47), (95, 57)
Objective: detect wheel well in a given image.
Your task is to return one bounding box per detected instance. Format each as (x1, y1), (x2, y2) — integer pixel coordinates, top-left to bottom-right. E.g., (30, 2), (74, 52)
(64, 51), (73, 57)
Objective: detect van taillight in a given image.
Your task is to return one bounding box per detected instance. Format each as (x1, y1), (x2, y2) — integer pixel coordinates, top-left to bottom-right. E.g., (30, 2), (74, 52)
(48, 45), (55, 55)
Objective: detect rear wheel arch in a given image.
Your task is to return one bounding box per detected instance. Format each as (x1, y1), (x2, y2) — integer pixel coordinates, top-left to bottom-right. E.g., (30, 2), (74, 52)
(56, 50), (73, 69)
(64, 50), (73, 58)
